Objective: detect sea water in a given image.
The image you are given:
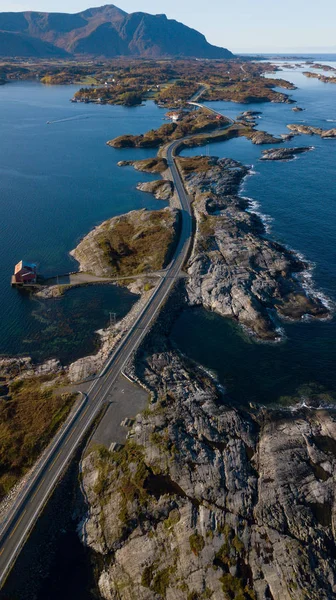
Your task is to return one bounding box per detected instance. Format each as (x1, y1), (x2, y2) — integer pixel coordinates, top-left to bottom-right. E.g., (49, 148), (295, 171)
(172, 59), (336, 406)
(0, 82), (168, 363)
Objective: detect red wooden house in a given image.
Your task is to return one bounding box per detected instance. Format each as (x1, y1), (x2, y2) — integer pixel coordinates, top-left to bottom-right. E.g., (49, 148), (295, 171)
(12, 261), (37, 286)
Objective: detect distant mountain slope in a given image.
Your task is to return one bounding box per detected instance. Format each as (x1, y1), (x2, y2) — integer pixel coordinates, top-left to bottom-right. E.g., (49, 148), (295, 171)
(0, 31), (69, 57)
(0, 4), (234, 59)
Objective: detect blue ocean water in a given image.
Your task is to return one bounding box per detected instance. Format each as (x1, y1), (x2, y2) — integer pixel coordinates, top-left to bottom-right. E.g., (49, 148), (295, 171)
(1, 64), (335, 402)
(0, 82), (167, 362)
(172, 60), (336, 405)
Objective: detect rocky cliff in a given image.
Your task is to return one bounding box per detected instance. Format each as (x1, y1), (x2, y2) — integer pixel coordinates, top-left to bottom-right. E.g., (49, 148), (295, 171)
(80, 299), (336, 600)
(180, 156), (328, 340)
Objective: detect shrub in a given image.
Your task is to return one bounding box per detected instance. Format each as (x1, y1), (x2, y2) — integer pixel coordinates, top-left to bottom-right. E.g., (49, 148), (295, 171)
(189, 532), (205, 556)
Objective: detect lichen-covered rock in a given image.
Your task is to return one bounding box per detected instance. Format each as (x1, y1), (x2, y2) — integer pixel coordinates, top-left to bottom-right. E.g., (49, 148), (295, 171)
(70, 207), (180, 278)
(137, 180), (174, 201)
(80, 345), (336, 600)
(178, 156), (328, 339)
(260, 146), (312, 161)
(287, 124), (336, 138)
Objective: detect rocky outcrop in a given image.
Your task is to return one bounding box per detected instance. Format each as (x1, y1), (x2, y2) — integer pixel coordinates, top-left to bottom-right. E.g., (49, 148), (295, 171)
(246, 130), (284, 145)
(287, 124), (336, 138)
(80, 335), (336, 600)
(118, 158), (168, 173)
(0, 356), (62, 379)
(260, 146), (313, 161)
(137, 180), (174, 201)
(179, 156), (328, 339)
(280, 133), (295, 141)
(303, 71), (336, 84)
(70, 207), (180, 278)
(292, 106), (304, 112)
(108, 109), (228, 149)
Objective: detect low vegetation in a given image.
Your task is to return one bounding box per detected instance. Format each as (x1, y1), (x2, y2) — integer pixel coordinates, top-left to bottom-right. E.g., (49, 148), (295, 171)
(132, 157), (168, 173)
(0, 375), (76, 499)
(189, 532), (205, 556)
(73, 208), (180, 278)
(108, 108), (230, 148)
(1, 58), (296, 110)
(203, 77), (295, 104)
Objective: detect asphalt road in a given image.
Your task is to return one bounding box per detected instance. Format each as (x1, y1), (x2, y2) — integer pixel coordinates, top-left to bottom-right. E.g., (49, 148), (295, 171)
(0, 139), (193, 590)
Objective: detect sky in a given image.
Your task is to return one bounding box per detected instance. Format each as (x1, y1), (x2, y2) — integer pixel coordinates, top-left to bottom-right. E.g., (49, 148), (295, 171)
(1, 0), (335, 53)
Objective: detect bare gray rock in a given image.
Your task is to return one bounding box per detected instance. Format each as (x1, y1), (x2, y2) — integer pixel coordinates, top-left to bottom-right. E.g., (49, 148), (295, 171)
(179, 156), (328, 340)
(287, 124), (336, 138)
(80, 342), (336, 600)
(137, 180), (174, 201)
(247, 130), (283, 145)
(260, 146), (313, 161)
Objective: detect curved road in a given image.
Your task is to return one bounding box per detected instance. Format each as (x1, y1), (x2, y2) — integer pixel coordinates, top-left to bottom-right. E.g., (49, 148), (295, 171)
(0, 138), (193, 589)
(0, 107), (235, 587)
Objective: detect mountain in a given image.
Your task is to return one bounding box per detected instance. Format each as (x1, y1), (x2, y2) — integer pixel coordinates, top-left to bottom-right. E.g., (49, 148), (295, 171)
(0, 5), (234, 59)
(0, 31), (69, 57)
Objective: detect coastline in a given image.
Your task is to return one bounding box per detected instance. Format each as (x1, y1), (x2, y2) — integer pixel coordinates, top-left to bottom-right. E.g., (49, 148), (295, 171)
(240, 168), (332, 318)
(2, 60), (336, 600)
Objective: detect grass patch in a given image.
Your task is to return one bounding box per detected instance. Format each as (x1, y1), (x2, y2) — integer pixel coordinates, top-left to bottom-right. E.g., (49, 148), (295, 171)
(220, 574), (256, 600)
(109, 108), (229, 149)
(0, 375), (76, 500)
(189, 532), (205, 556)
(89, 209), (180, 278)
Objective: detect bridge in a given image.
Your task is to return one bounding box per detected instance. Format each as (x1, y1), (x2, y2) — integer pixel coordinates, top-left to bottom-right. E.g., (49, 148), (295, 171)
(187, 101), (235, 124)
(0, 93), (234, 589)
(0, 130), (193, 590)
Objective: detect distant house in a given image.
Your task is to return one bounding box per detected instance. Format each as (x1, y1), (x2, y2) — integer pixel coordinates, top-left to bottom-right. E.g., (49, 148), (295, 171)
(166, 111), (183, 122)
(12, 261), (37, 285)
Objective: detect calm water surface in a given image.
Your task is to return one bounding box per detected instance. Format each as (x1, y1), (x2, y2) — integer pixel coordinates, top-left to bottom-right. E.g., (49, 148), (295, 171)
(1, 68), (336, 403)
(0, 82), (167, 362)
(172, 62), (336, 405)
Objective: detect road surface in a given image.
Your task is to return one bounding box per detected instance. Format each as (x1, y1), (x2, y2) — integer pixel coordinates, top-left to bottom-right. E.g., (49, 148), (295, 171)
(0, 138), (192, 589)
(187, 100), (235, 124)
(0, 104), (235, 588)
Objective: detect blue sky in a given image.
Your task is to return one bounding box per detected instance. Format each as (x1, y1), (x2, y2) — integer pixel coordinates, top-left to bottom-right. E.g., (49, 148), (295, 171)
(1, 0), (335, 52)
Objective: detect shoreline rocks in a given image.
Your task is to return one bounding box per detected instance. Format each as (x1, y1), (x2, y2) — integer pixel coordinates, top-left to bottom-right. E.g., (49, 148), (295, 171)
(118, 157), (168, 173)
(80, 312), (336, 600)
(260, 146), (313, 161)
(70, 207), (180, 279)
(136, 180), (174, 201)
(177, 155), (329, 340)
(287, 124), (336, 138)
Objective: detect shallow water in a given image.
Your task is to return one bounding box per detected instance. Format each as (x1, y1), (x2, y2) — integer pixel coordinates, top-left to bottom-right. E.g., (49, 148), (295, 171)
(172, 60), (336, 406)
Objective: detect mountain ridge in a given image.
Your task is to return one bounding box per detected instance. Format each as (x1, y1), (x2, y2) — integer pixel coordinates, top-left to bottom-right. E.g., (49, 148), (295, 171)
(0, 4), (234, 59)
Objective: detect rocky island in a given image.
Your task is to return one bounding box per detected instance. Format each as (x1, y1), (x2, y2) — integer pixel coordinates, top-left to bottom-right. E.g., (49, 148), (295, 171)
(178, 156), (327, 339)
(287, 124), (336, 138)
(303, 71), (336, 84)
(71, 207), (180, 279)
(260, 146), (313, 161)
(108, 108), (230, 149)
